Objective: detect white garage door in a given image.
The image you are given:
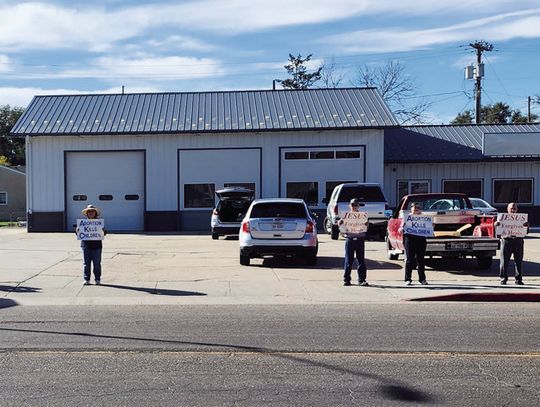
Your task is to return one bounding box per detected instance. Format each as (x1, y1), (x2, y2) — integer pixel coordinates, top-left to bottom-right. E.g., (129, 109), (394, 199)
(179, 148), (260, 210)
(281, 146), (365, 208)
(66, 151), (145, 231)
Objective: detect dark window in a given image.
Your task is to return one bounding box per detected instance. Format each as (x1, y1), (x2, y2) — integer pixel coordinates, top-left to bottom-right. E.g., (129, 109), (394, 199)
(493, 179), (533, 205)
(184, 183), (215, 208)
(336, 150), (361, 159)
(125, 194), (140, 201)
(250, 202), (307, 219)
(443, 180), (482, 197)
(72, 195), (87, 201)
(0, 192), (7, 205)
(326, 181), (355, 203)
(397, 180), (430, 201)
(284, 151), (308, 160)
(286, 182), (318, 205)
(99, 195), (113, 201)
(310, 151), (334, 159)
(338, 185), (386, 202)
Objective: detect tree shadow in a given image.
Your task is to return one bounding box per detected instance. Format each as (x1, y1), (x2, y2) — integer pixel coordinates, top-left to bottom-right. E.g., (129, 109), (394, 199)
(98, 284), (206, 297)
(0, 284), (41, 293)
(0, 299), (18, 309)
(0, 326), (436, 404)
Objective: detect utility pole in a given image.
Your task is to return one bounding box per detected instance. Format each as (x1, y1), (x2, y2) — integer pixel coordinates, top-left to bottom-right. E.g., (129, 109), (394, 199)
(469, 41), (493, 124)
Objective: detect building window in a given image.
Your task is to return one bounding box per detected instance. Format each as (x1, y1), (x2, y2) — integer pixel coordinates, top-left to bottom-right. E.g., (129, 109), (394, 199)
(125, 194), (140, 201)
(0, 191), (7, 205)
(73, 195), (87, 201)
(442, 180), (482, 198)
(336, 150), (361, 159)
(184, 183), (215, 208)
(397, 180), (430, 201)
(224, 182), (256, 194)
(493, 179), (533, 205)
(284, 151), (309, 160)
(325, 181), (356, 203)
(99, 195), (113, 201)
(310, 151), (334, 159)
(286, 182), (318, 206)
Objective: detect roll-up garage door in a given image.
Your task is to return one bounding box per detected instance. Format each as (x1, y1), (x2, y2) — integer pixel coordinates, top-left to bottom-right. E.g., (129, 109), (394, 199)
(66, 151), (145, 231)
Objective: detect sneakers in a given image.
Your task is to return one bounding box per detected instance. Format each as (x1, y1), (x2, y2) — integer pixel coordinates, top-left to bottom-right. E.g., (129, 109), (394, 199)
(405, 280), (412, 286)
(344, 281), (352, 286)
(515, 280), (524, 285)
(83, 280), (90, 285)
(420, 280), (428, 285)
(500, 278), (507, 285)
(95, 280), (101, 285)
(359, 281), (369, 287)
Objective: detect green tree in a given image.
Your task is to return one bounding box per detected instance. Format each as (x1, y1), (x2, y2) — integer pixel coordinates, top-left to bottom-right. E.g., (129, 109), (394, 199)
(451, 102), (538, 124)
(0, 105), (25, 165)
(451, 111), (475, 124)
(276, 54), (322, 89)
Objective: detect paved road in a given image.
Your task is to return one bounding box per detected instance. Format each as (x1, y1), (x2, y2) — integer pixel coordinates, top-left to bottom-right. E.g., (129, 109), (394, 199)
(1, 304), (539, 406)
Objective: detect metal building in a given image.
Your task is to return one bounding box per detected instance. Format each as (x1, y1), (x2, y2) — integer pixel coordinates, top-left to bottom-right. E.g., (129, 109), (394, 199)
(11, 88), (397, 232)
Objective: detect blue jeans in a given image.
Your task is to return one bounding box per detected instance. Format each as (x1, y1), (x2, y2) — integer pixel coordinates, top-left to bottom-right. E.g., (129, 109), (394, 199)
(82, 247), (102, 281)
(344, 238), (367, 283)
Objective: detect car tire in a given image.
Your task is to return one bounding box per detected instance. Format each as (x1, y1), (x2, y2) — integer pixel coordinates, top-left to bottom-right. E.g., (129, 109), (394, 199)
(240, 254), (250, 266)
(323, 217), (331, 234)
(331, 225), (339, 240)
(477, 256), (492, 269)
(211, 231), (219, 240)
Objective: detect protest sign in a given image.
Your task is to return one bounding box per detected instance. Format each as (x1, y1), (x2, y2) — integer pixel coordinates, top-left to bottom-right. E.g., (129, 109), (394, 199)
(496, 213), (528, 238)
(76, 219), (105, 240)
(403, 214), (434, 237)
(339, 211), (368, 234)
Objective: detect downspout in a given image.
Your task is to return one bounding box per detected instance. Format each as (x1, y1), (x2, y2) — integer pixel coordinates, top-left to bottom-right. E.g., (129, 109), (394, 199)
(25, 135), (32, 231)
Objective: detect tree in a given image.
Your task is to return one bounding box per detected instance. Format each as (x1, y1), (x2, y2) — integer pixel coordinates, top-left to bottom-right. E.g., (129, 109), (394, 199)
(450, 102), (538, 124)
(276, 54), (322, 89)
(0, 105), (25, 165)
(351, 61), (431, 125)
(319, 59), (344, 88)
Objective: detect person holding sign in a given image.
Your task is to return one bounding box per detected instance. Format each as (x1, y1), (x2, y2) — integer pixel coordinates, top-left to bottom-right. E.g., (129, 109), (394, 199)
(339, 198), (369, 286)
(400, 202), (431, 286)
(76, 204), (106, 285)
(495, 202), (529, 285)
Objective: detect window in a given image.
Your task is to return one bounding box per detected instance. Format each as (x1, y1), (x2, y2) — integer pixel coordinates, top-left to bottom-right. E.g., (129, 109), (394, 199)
(73, 195), (87, 201)
(224, 182), (256, 194)
(125, 194), (140, 201)
(493, 179), (533, 205)
(336, 150), (361, 159)
(337, 185), (386, 202)
(99, 195), (113, 201)
(0, 191), (7, 205)
(286, 182), (318, 205)
(184, 183), (215, 208)
(284, 151), (308, 160)
(397, 180), (430, 201)
(325, 181), (356, 203)
(250, 202), (307, 218)
(310, 151), (334, 159)
(443, 180), (482, 197)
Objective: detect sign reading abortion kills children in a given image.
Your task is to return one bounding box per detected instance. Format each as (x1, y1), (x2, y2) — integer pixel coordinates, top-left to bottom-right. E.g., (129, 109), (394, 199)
(403, 214), (434, 237)
(339, 211), (368, 234)
(76, 219), (105, 240)
(496, 213), (528, 238)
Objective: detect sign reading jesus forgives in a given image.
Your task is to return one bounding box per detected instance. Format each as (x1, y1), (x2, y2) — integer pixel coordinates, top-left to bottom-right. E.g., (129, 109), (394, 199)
(403, 214), (434, 237)
(76, 219), (105, 240)
(339, 211), (368, 234)
(496, 213), (528, 238)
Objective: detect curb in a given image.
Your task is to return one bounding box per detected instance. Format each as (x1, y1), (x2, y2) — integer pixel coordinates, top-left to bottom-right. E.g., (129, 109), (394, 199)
(409, 292), (540, 302)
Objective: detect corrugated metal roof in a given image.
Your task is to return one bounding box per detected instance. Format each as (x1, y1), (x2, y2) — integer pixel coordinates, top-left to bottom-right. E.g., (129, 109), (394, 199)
(11, 88), (398, 136)
(385, 124), (540, 162)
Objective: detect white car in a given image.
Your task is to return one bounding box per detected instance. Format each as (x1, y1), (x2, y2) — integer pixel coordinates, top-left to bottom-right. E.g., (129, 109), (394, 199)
(239, 198), (318, 266)
(469, 197), (498, 216)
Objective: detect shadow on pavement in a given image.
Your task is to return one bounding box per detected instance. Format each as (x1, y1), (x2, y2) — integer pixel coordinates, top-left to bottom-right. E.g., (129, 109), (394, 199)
(98, 284), (206, 296)
(0, 326), (436, 404)
(0, 285), (41, 293)
(437, 259), (540, 277)
(255, 256), (402, 270)
(0, 299), (19, 309)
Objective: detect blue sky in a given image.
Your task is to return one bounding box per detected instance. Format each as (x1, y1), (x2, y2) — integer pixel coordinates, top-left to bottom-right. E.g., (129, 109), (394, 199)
(1, 0), (539, 123)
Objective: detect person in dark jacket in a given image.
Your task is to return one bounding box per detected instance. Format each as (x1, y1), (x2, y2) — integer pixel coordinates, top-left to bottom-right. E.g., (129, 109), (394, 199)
(340, 198), (369, 286)
(401, 202), (428, 286)
(77, 204), (106, 285)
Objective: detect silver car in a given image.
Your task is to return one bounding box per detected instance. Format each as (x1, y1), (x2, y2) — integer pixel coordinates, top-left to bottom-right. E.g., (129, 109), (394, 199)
(469, 197), (498, 216)
(211, 187), (254, 239)
(239, 198), (318, 266)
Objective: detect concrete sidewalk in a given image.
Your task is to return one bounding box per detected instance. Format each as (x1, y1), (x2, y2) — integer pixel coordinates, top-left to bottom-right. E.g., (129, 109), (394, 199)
(1, 228), (539, 306)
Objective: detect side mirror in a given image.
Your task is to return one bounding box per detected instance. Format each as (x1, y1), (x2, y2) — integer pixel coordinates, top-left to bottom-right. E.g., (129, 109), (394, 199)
(384, 210), (393, 219)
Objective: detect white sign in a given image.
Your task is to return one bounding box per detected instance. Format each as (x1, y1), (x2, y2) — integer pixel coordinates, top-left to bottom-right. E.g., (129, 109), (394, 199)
(404, 214), (434, 237)
(496, 213), (528, 238)
(339, 211), (368, 234)
(76, 219), (105, 241)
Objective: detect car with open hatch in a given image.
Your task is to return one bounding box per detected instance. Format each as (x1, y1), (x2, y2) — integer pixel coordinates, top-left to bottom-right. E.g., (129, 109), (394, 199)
(211, 187), (254, 239)
(239, 198), (318, 266)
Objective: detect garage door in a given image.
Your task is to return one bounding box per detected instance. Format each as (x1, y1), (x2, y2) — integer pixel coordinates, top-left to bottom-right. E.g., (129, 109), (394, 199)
(66, 151), (145, 231)
(281, 146), (365, 208)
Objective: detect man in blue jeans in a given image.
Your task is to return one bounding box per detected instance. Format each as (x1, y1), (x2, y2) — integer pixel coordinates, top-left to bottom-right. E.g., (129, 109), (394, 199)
(341, 198), (369, 286)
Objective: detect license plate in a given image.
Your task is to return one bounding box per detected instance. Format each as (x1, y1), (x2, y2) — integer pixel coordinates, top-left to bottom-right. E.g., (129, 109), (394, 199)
(272, 223), (284, 229)
(446, 242), (471, 250)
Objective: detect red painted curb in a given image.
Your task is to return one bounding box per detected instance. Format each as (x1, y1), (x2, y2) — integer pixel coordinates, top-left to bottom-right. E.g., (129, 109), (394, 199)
(409, 292), (540, 302)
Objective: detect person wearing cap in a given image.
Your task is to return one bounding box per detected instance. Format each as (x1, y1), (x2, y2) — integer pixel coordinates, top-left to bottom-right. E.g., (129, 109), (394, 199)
(495, 202), (529, 285)
(400, 202), (428, 286)
(340, 198), (369, 286)
(77, 204), (106, 285)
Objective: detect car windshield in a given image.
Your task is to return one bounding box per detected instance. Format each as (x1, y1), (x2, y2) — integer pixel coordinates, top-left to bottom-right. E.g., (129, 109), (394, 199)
(337, 186), (385, 202)
(410, 197), (469, 211)
(250, 202), (307, 219)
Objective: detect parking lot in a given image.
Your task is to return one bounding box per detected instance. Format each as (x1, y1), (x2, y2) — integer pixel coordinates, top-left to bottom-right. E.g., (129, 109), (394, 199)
(1, 227), (540, 306)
